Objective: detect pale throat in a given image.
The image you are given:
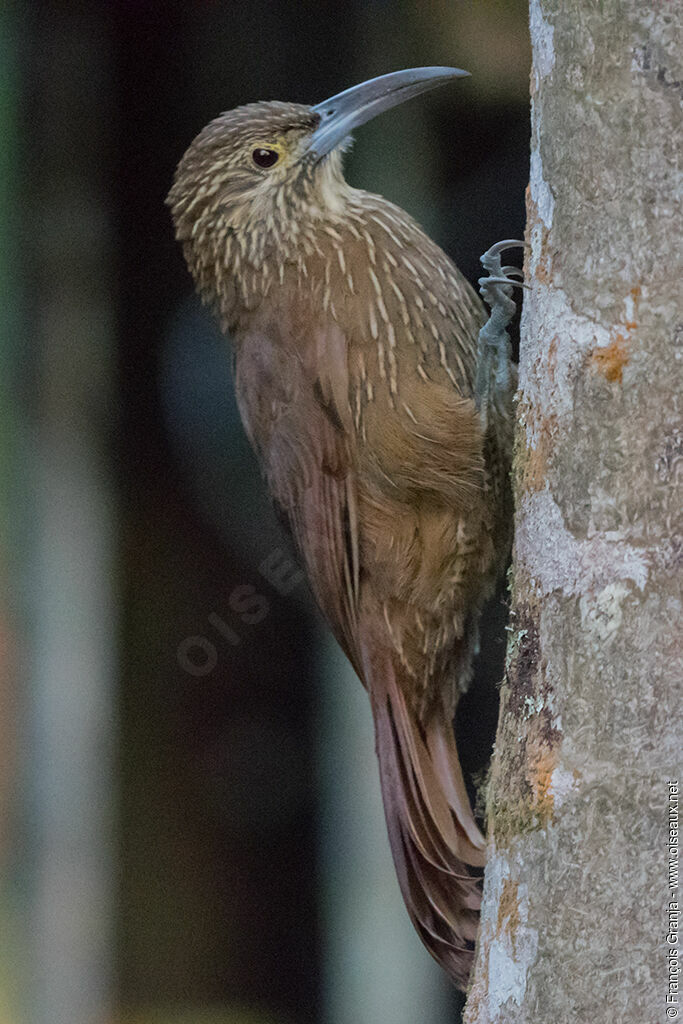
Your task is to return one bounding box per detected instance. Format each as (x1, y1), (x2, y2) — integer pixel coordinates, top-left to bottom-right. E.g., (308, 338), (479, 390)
(232, 152), (353, 265)
(310, 152), (351, 217)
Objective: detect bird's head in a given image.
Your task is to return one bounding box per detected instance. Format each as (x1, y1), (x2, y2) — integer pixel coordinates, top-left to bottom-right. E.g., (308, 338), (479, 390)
(168, 66), (469, 257)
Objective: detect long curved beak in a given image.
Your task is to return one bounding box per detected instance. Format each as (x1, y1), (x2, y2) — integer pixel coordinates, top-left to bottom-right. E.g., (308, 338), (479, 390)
(308, 66), (469, 160)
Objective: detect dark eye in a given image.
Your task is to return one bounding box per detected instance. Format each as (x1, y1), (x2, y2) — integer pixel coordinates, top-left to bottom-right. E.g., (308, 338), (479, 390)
(252, 148), (279, 169)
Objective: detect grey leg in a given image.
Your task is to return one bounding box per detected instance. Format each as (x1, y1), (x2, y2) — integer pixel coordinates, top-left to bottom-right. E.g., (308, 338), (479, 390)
(475, 240), (528, 432)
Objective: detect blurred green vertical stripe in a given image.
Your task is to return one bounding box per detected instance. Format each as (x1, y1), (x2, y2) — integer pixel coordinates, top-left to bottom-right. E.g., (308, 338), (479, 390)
(0, 7), (19, 546)
(0, 9), (24, 1024)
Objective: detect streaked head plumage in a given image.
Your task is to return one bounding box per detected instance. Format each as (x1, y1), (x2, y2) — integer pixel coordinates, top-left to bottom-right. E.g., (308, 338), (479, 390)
(167, 68), (470, 329)
(168, 67), (469, 251)
(167, 101), (352, 247)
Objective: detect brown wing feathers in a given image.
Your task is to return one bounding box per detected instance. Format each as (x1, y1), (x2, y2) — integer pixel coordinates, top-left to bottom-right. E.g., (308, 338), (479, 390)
(237, 321), (489, 990)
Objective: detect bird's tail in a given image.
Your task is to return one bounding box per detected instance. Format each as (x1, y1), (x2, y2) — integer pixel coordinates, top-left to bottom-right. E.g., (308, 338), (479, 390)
(368, 649), (486, 990)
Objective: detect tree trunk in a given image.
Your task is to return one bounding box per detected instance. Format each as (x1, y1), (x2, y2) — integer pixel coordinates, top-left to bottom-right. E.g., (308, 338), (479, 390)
(465, 2), (682, 1022)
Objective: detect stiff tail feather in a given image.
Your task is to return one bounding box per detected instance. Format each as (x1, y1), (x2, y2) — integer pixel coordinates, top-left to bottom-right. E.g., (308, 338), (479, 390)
(368, 651), (486, 990)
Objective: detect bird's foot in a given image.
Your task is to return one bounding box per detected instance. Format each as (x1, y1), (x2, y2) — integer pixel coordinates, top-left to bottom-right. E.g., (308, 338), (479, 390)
(475, 240), (528, 429)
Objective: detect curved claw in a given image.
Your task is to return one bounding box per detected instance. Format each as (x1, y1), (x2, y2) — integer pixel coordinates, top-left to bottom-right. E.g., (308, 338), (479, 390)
(501, 265), (525, 279)
(481, 238), (528, 258)
(479, 276), (530, 290)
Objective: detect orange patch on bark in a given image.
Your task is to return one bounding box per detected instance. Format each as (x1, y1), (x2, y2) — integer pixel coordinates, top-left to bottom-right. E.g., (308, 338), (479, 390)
(497, 877), (521, 937)
(526, 736), (556, 820)
(522, 443), (548, 492)
(590, 333), (629, 383)
(521, 415), (557, 493)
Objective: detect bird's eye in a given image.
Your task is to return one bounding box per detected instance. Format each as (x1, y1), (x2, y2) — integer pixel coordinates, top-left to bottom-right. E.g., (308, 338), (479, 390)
(252, 148), (280, 169)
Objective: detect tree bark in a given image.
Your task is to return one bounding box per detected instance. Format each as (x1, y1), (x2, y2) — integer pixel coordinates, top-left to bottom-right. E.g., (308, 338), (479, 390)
(465, 2), (682, 1022)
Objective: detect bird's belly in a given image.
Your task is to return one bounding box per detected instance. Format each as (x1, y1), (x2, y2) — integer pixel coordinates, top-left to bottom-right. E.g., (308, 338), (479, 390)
(358, 476), (492, 610)
(354, 396), (501, 705)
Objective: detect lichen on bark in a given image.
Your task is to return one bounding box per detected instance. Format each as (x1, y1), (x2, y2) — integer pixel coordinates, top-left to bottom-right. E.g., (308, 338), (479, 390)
(465, 2), (682, 1021)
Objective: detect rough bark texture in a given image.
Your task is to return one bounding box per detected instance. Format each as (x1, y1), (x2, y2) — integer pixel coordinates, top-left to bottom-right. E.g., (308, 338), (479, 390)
(465, 2), (682, 1022)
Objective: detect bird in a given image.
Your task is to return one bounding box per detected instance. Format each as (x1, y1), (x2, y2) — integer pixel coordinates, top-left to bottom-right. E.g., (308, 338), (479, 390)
(167, 67), (514, 989)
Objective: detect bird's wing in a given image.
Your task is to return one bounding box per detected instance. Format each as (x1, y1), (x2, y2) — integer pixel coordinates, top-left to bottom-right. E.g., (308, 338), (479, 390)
(233, 325), (362, 676)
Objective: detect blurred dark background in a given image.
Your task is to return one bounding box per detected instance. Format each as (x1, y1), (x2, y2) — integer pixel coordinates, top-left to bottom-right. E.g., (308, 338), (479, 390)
(0, 2), (529, 1023)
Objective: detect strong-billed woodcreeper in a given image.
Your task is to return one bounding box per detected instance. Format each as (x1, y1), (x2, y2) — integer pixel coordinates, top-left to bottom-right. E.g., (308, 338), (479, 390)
(168, 67), (514, 988)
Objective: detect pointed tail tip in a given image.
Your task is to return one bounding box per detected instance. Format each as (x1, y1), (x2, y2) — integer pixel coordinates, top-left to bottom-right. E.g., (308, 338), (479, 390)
(372, 674), (485, 989)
